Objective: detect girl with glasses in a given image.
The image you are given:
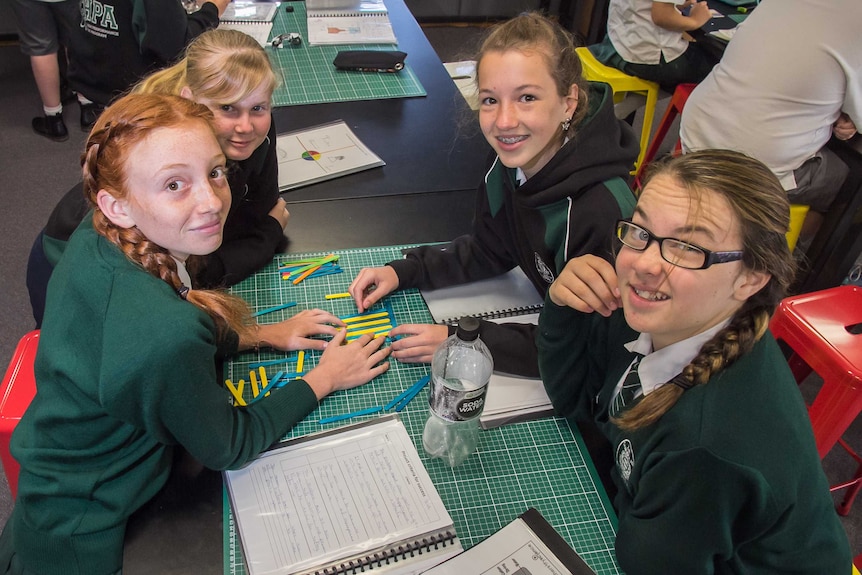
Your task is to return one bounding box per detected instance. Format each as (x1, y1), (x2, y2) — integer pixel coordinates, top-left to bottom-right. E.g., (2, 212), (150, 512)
(538, 149), (851, 573)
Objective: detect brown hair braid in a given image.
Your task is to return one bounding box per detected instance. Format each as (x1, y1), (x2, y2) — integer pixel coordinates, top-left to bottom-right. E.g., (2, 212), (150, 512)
(614, 150), (796, 430)
(83, 92), (254, 341)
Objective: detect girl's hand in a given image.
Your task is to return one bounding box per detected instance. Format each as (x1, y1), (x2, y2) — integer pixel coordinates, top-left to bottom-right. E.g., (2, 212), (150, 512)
(686, 1), (712, 28)
(550, 255), (621, 316)
(348, 266), (399, 312)
(268, 198), (290, 231)
(257, 309), (345, 351)
(387, 324), (450, 364)
(303, 330), (391, 399)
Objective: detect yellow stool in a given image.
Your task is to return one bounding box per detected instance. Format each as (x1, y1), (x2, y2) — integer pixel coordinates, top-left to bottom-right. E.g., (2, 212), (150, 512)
(575, 47), (660, 175)
(787, 204), (810, 252)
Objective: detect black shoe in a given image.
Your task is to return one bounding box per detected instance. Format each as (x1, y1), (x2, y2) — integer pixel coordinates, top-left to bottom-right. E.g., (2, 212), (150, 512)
(60, 84), (77, 105)
(79, 102), (103, 131)
(32, 113), (69, 142)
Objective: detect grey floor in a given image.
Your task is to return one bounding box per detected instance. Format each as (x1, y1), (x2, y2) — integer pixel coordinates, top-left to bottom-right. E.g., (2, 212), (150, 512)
(0, 23), (859, 562)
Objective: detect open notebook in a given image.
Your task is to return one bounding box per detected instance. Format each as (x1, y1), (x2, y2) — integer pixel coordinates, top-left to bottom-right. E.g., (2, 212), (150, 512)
(423, 508), (596, 574)
(224, 416), (461, 575)
(306, 0), (396, 45)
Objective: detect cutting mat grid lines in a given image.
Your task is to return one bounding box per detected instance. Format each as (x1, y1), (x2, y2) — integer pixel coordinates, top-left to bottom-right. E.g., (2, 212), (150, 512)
(265, 5), (425, 107)
(223, 245), (621, 575)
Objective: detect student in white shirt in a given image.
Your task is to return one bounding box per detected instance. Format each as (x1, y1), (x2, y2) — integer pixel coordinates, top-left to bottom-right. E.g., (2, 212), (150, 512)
(590, 0), (718, 91)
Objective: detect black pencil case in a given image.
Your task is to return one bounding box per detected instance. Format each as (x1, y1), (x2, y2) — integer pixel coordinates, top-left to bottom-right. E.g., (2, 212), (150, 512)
(333, 50), (407, 72)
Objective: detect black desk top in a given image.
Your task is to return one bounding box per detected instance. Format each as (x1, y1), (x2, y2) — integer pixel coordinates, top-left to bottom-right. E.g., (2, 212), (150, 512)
(121, 3), (483, 572)
(275, 0), (488, 203)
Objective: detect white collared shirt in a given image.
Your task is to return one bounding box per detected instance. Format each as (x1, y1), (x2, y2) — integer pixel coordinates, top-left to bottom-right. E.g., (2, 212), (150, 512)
(172, 256), (193, 291)
(607, 0), (689, 65)
(613, 320), (731, 400)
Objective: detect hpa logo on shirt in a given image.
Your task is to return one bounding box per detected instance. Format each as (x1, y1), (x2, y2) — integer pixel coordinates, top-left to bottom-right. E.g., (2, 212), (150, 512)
(534, 253), (555, 285)
(81, 0), (119, 35)
(616, 439), (635, 486)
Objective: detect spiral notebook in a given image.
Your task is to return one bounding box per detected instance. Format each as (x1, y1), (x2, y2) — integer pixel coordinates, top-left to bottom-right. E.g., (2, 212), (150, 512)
(419, 267), (544, 326)
(422, 508), (596, 574)
(224, 416), (461, 575)
(306, 0), (396, 45)
(418, 268), (551, 430)
(219, 1), (278, 47)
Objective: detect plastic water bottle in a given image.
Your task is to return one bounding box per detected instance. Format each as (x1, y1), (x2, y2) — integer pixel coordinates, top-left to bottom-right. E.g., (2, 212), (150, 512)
(422, 316), (493, 467)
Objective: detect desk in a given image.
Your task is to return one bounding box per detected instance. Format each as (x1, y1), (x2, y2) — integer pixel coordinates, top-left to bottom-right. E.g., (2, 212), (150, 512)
(224, 246), (622, 575)
(122, 247), (623, 575)
(273, 0), (489, 203)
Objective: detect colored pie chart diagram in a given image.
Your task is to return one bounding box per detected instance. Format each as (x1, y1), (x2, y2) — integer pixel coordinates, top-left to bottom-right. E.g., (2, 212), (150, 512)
(302, 150), (321, 161)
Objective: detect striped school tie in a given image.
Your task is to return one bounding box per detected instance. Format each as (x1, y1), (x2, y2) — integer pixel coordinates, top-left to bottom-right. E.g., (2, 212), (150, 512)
(610, 356), (644, 418)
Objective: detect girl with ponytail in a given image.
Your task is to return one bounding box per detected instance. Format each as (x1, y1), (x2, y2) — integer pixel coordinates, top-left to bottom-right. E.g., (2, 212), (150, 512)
(0, 93), (390, 575)
(537, 150), (851, 574)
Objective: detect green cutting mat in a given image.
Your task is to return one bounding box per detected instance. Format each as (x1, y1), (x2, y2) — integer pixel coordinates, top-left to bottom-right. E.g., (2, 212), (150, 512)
(223, 245), (622, 575)
(264, 4), (426, 107)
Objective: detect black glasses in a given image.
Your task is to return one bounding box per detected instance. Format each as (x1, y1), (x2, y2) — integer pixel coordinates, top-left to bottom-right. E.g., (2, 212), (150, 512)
(615, 220), (744, 270)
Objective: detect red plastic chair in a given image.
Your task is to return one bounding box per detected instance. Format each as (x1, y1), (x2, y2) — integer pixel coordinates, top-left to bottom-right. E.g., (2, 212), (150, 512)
(633, 82), (697, 190)
(770, 286), (862, 515)
(0, 330), (40, 499)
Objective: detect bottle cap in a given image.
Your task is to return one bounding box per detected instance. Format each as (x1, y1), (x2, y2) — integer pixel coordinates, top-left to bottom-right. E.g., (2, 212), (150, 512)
(455, 316), (480, 341)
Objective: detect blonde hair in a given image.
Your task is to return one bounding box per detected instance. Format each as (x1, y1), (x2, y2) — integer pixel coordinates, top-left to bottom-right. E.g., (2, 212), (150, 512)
(475, 12), (589, 137)
(133, 29), (278, 103)
(615, 149), (796, 430)
(82, 93), (254, 341)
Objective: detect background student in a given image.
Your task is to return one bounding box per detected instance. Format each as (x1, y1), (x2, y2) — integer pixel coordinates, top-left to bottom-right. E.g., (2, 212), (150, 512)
(10, 0), (77, 141)
(537, 150), (851, 574)
(28, 30), (291, 327)
(0, 93), (390, 575)
(348, 12), (638, 377)
(680, 0), (861, 249)
(67, 0), (229, 130)
(589, 0), (718, 91)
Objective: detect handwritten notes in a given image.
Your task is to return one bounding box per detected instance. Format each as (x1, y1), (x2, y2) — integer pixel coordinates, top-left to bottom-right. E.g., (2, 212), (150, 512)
(224, 416), (458, 575)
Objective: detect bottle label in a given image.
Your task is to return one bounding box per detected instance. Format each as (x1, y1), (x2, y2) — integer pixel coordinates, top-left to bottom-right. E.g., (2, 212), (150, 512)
(429, 377), (488, 422)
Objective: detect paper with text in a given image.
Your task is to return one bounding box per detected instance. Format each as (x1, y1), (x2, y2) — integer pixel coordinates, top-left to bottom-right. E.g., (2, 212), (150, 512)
(225, 417), (454, 575)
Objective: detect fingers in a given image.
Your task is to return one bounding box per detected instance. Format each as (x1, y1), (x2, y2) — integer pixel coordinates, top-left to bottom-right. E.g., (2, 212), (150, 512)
(348, 267), (397, 312)
(551, 256), (620, 316)
(388, 324), (447, 363)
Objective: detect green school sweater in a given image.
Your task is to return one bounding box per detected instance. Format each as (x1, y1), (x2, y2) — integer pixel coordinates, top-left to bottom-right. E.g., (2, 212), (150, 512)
(0, 215), (318, 574)
(537, 298), (852, 575)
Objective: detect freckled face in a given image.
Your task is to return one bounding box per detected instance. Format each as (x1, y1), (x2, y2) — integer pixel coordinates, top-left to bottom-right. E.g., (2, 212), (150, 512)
(477, 49), (578, 180)
(117, 122), (231, 261)
(194, 84), (273, 161)
(616, 174), (761, 350)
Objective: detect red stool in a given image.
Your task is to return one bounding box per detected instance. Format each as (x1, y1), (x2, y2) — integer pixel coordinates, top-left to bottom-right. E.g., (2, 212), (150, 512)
(0, 330), (40, 499)
(770, 285), (862, 515)
(633, 82), (697, 190)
